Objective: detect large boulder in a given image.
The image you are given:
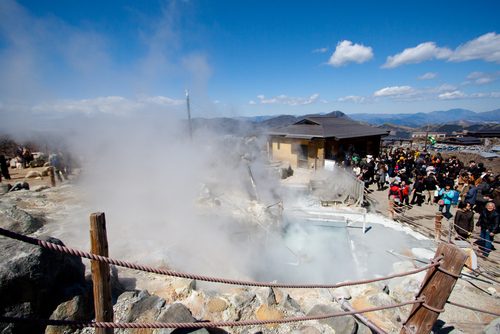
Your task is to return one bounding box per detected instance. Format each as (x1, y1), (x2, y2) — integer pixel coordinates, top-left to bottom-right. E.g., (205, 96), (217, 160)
(0, 203), (44, 234)
(113, 290), (229, 334)
(0, 236), (87, 334)
(306, 304), (357, 334)
(45, 295), (93, 334)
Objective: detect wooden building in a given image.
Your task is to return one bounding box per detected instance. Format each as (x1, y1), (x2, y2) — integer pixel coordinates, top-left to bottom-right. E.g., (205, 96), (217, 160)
(268, 116), (389, 169)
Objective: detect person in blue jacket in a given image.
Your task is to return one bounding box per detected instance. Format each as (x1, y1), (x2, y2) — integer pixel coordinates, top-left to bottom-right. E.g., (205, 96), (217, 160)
(438, 184), (455, 219)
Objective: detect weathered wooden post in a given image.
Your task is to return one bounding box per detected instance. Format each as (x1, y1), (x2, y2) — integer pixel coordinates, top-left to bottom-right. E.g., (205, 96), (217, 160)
(434, 212), (443, 241)
(388, 196), (395, 220)
(49, 167), (56, 187)
(90, 212), (114, 334)
(400, 242), (467, 334)
(447, 219), (453, 244)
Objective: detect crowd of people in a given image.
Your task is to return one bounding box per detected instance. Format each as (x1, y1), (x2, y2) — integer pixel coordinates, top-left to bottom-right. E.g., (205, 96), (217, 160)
(350, 148), (499, 257)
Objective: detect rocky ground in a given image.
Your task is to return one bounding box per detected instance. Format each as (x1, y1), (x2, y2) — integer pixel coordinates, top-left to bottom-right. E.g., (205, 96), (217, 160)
(0, 166), (499, 334)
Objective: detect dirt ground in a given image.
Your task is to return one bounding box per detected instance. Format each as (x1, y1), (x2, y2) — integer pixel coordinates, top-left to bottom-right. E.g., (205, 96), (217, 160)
(0, 166), (71, 189)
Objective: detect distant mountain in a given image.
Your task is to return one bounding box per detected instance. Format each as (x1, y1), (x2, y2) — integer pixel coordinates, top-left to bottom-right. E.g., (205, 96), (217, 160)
(190, 108), (498, 137)
(349, 108), (500, 127)
(258, 110), (348, 128)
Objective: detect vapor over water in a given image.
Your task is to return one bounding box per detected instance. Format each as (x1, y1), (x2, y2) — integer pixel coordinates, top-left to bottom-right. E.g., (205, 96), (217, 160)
(2, 109), (433, 285)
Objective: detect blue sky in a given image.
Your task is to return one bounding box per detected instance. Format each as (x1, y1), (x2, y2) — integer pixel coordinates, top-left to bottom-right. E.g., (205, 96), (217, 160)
(1, 0), (500, 118)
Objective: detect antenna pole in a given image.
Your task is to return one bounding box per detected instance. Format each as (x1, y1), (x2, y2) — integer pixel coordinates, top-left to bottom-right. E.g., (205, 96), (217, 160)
(185, 89), (193, 140)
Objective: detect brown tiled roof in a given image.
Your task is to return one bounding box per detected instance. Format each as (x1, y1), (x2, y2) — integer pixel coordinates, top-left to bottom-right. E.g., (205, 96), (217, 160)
(268, 116), (389, 139)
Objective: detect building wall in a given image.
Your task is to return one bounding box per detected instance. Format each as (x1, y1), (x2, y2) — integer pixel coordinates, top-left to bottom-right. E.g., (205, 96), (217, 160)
(308, 139), (325, 169)
(270, 136), (381, 169)
(412, 132), (447, 138)
(270, 137), (325, 169)
(270, 137), (300, 168)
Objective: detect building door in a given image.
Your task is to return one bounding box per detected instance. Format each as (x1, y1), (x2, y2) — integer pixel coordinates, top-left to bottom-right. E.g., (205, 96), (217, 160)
(297, 143), (308, 168)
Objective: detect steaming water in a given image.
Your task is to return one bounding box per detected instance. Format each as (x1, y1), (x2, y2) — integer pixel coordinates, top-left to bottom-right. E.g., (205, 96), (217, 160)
(36, 183), (436, 286)
(241, 210), (435, 284)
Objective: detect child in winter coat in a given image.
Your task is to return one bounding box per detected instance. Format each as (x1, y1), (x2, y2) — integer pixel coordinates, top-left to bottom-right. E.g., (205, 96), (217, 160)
(438, 184), (456, 219)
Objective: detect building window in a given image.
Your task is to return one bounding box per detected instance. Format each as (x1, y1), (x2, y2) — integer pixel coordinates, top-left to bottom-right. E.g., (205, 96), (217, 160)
(277, 141), (280, 150)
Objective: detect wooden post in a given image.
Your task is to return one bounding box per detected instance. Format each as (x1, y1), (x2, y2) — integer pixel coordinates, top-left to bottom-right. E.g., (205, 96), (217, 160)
(49, 167), (56, 187)
(447, 219), (453, 244)
(90, 212), (114, 334)
(434, 212), (443, 242)
(401, 242), (467, 334)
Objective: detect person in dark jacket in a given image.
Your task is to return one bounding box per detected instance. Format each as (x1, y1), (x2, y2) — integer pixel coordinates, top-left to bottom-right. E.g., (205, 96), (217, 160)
(0, 154), (11, 181)
(477, 202), (499, 257)
(424, 173), (438, 204)
(454, 202), (474, 239)
(411, 175), (426, 206)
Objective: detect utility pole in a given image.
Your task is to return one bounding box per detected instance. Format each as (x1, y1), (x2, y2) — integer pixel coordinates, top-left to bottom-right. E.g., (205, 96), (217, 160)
(185, 89), (193, 140)
(424, 124), (429, 151)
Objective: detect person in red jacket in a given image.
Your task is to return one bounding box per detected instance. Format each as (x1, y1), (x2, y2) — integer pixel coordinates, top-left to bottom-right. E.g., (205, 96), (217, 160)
(400, 180), (411, 206)
(388, 182), (402, 219)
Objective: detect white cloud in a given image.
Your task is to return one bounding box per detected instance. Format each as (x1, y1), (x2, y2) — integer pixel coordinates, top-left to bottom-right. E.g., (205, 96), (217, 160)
(469, 91), (500, 98)
(338, 95), (366, 103)
(383, 32), (500, 68)
(382, 42), (452, 68)
(328, 40), (373, 67)
(418, 72), (437, 80)
(253, 93), (320, 106)
(438, 90), (466, 100)
(312, 47), (328, 53)
(373, 86), (415, 97)
(465, 71), (499, 85)
(449, 32), (500, 63)
(248, 100), (256, 105)
(32, 95), (185, 115)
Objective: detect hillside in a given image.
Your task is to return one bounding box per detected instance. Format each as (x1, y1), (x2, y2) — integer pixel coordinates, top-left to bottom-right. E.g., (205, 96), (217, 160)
(191, 108), (499, 137)
(348, 108), (500, 127)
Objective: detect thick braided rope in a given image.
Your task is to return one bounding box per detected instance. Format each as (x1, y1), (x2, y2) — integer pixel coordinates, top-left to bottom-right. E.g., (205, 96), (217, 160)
(446, 300), (500, 317)
(453, 232), (500, 261)
(0, 298), (423, 328)
(464, 264), (500, 285)
(0, 227), (441, 289)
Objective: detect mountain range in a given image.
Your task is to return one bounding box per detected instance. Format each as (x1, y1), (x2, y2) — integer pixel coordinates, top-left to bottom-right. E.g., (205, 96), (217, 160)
(347, 108), (499, 127)
(192, 108), (499, 138)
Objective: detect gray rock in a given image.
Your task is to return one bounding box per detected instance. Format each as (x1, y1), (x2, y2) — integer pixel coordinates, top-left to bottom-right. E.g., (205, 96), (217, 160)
(0, 183), (9, 195)
(356, 322), (374, 334)
(330, 287), (352, 301)
(483, 317), (500, 334)
(154, 303), (208, 334)
(0, 203), (44, 234)
(292, 326), (322, 334)
(45, 295), (93, 334)
(256, 287), (276, 306)
(0, 236), (87, 334)
(307, 304), (357, 334)
(229, 291), (256, 310)
(158, 303), (196, 323)
(124, 291), (166, 322)
(32, 185), (51, 192)
(279, 293), (301, 312)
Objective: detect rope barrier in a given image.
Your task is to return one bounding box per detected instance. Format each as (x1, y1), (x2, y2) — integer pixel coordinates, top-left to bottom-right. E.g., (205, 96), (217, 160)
(465, 265), (500, 284)
(454, 233), (500, 261)
(446, 300), (500, 317)
(0, 298), (424, 329)
(454, 223), (499, 246)
(0, 227), (441, 289)
(387, 249), (495, 285)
